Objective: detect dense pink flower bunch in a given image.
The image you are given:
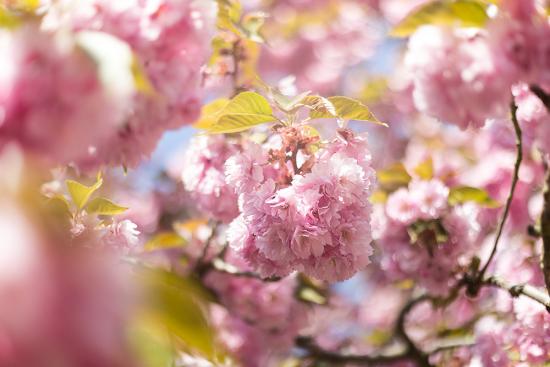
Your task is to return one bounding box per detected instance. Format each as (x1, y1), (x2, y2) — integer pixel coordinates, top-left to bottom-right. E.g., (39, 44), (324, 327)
(4, 0), (550, 365)
(226, 128), (375, 282)
(258, 0), (379, 93)
(404, 26), (512, 129)
(0, 24), (127, 165)
(0, 200), (136, 367)
(181, 136), (239, 222)
(403, 0), (550, 130)
(376, 179), (481, 294)
(1, 0), (214, 168)
(474, 298), (550, 366)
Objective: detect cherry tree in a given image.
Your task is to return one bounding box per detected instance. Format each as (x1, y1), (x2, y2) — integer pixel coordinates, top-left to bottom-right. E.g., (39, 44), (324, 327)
(0, 0), (549, 366)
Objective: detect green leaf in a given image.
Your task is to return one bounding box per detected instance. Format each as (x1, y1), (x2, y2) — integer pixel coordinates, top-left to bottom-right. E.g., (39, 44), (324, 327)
(66, 177), (103, 209)
(206, 91), (277, 134)
(86, 197), (128, 216)
(241, 11), (268, 43)
(216, 0), (243, 35)
(47, 194), (72, 217)
(193, 98), (231, 129)
(297, 288), (327, 305)
(448, 186), (500, 208)
(144, 232), (187, 251)
(273, 90), (312, 113)
(414, 158), (434, 180)
(0, 7), (21, 29)
(296, 274), (327, 305)
(391, 0), (490, 37)
(140, 269), (217, 359)
(301, 95), (337, 117)
(310, 96), (385, 126)
(128, 318), (175, 367)
(377, 163), (412, 192)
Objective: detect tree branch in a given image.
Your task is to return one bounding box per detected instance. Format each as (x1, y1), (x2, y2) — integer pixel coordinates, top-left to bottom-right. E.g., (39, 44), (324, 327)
(296, 294), (435, 366)
(484, 276), (550, 311)
(295, 336), (410, 366)
(210, 258), (282, 282)
(541, 172), (550, 299)
(395, 294), (433, 367)
(529, 85), (550, 111)
(528, 85), (550, 299)
(477, 97), (523, 283)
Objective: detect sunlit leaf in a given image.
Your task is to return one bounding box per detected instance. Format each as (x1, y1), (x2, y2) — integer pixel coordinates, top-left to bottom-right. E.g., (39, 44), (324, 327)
(216, 0), (243, 35)
(4, 0), (40, 11)
(0, 7), (21, 28)
(377, 163), (412, 192)
(77, 31), (147, 96)
(301, 95), (337, 117)
(297, 287), (327, 305)
(310, 96), (385, 125)
(144, 232), (187, 251)
(272, 90), (312, 113)
(414, 158), (434, 180)
(66, 177), (103, 209)
(370, 190), (388, 204)
(205, 91), (277, 134)
(86, 197), (128, 216)
(209, 113), (277, 133)
(391, 0), (490, 37)
(360, 77), (388, 103)
(128, 316), (175, 367)
(131, 56), (154, 94)
(366, 329), (393, 347)
(193, 99), (231, 129)
(296, 274), (327, 305)
(140, 269), (217, 359)
(448, 186), (500, 208)
(241, 11), (268, 43)
(47, 194), (72, 217)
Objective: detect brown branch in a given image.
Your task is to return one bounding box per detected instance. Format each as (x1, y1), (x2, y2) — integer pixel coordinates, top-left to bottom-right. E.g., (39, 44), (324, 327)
(196, 221), (219, 266)
(296, 294), (434, 366)
(529, 85), (550, 111)
(210, 258), (282, 282)
(395, 294), (433, 367)
(529, 85), (550, 299)
(484, 276), (550, 311)
(477, 97), (523, 284)
(295, 336), (410, 366)
(541, 172), (550, 298)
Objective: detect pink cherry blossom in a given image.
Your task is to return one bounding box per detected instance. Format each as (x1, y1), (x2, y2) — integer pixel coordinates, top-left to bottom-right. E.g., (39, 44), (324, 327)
(181, 136), (239, 223)
(227, 130), (375, 282)
(405, 26), (513, 129)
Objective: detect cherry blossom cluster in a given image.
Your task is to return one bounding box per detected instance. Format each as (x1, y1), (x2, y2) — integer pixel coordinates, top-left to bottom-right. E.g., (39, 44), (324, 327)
(0, 0), (214, 168)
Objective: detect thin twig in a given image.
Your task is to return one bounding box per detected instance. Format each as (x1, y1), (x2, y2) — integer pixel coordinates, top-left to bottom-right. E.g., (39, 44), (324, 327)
(477, 98), (523, 282)
(540, 172), (550, 298)
(211, 258), (282, 282)
(196, 221), (219, 266)
(529, 85), (550, 111)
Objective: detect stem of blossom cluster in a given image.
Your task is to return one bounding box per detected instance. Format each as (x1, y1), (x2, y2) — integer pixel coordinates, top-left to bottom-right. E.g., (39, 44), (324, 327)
(476, 98), (523, 285)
